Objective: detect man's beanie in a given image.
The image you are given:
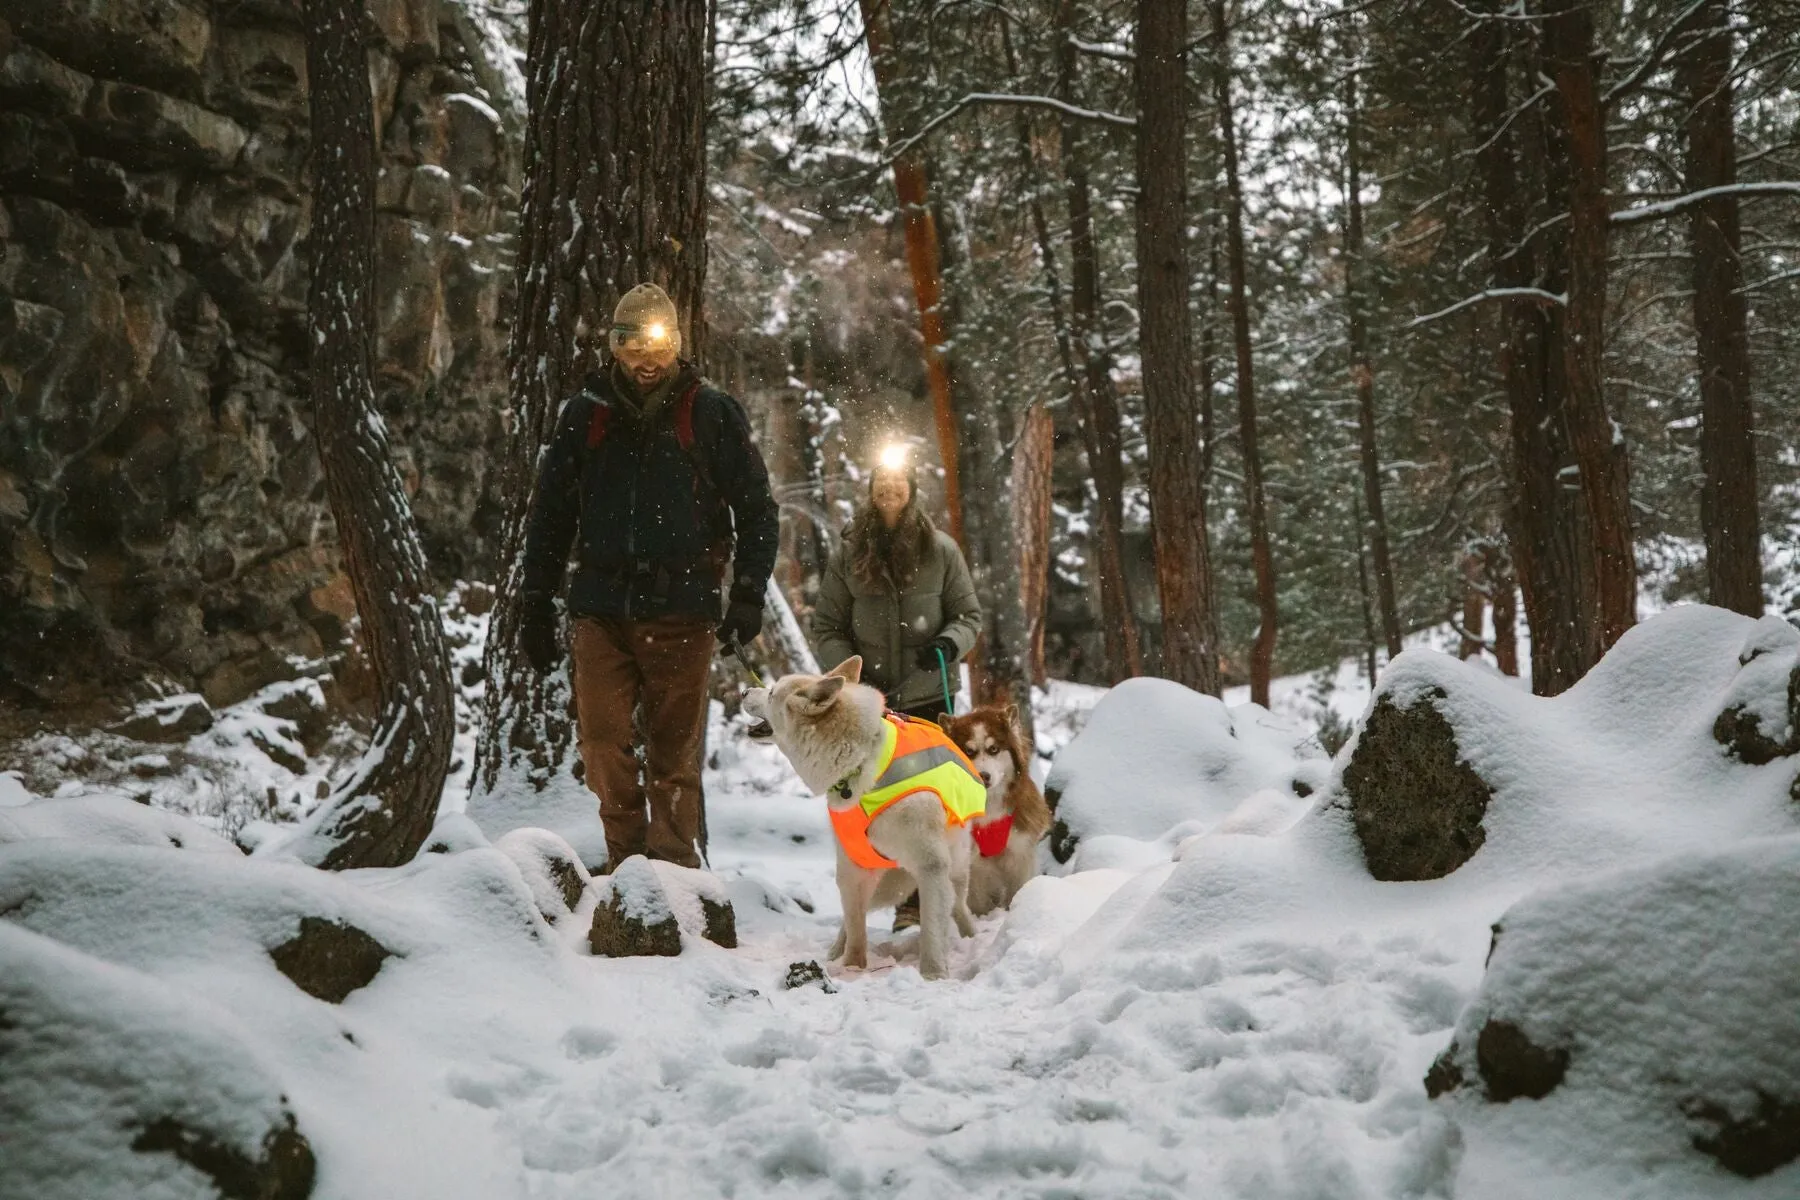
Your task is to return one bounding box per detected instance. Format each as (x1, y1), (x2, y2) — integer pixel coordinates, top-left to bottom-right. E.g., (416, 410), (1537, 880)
(610, 283), (682, 357)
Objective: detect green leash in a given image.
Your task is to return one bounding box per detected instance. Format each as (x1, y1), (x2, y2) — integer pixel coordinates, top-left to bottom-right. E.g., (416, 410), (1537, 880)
(935, 646), (954, 717)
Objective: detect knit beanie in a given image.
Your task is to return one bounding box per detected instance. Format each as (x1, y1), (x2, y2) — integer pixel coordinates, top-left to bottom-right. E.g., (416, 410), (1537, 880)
(609, 284), (682, 359)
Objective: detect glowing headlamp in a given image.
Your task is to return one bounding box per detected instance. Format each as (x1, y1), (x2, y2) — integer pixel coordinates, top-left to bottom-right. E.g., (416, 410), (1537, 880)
(877, 443), (909, 471)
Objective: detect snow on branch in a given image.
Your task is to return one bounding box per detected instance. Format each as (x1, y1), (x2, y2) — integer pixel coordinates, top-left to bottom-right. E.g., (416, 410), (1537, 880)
(1403, 288), (1565, 330)
(1069, 36), (1133, 63)
(878, 93), (1135, 168)
(1610, 182), (1800, 225)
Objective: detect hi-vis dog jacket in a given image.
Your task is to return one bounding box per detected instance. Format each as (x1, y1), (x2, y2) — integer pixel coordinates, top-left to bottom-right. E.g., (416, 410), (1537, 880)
(829, 714), (987, 870)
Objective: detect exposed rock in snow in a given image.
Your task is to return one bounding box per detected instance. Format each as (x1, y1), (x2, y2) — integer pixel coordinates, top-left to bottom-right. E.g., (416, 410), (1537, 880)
(494, 827), (593, 925)
(1711, 615), (1800, 764)
(1340, 689), (1493, 880)
(111, 694), (216, 743)
(1042, 677), (1326, 863)
(588, 856), (737, 958)
(268, 916), (395, 1005)
(0, 921), (318, 1200)
(1428, 834), (1800, 1180)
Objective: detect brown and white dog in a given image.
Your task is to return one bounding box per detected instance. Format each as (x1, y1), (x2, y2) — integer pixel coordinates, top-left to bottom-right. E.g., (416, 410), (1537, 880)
(742, 656), (977, 980)
(937, 705), (1050, 916)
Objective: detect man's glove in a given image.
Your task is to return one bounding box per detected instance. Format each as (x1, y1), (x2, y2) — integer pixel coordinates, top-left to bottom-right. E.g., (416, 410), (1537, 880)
(519, 597), (561, 674)
(718, 590), (764, 648)
(915, 636), (960, 672)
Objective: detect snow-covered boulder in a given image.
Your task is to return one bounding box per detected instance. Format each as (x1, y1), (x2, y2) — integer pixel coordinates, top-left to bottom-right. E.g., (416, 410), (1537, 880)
(0, 921), (318, 1200)
(1710, 614), (1800, 764)
(0, 793), (242, 856)
(1340, 686), (1495, 880)
(494, 827), (594, 926)
(1426, 835), (1800, 1181)
(110, 693), (215, 742)
(1042, 677), (1326, 863)
(1336, 604), (1800, 884)
(588, 856), (736, 957)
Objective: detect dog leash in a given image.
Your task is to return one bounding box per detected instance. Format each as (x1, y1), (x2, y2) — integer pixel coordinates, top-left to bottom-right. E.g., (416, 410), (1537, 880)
(725, 633), (765, 688)
(935, 645), (954, 718)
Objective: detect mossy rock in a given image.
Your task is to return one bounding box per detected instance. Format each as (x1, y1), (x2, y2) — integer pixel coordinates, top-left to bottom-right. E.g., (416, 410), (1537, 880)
(1341, 689), (1492, 881)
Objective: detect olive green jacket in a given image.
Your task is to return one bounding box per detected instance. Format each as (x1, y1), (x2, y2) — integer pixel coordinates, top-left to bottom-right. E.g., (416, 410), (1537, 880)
(812, 529), (982, 714)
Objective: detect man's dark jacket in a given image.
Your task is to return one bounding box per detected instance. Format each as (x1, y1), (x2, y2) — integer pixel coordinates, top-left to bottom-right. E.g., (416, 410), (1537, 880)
(520, 365), (778, 622)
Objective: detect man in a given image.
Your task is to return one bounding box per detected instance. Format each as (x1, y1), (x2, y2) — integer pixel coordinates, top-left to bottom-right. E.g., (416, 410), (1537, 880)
(518, 283), (777, 870)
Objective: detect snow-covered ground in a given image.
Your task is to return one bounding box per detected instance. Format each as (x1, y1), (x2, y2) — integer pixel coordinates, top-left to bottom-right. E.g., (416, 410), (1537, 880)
(3, 604), (1798, 1198)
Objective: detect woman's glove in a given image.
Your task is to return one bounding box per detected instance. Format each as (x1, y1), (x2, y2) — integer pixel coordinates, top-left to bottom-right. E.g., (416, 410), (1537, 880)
(915, 636), (960, 671)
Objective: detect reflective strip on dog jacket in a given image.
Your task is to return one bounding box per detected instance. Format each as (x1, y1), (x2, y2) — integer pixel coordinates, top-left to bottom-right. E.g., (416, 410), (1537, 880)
(829, 714), (987, 870)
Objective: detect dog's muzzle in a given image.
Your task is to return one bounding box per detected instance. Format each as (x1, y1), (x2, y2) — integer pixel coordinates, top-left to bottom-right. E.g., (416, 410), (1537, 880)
(746, 719), (774, 741)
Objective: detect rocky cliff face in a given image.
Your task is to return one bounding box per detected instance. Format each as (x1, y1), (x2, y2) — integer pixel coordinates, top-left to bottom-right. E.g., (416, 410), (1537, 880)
(0, 0), (519, 714)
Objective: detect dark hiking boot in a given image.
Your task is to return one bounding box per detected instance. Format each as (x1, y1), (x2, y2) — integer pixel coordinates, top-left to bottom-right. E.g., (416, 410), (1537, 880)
(892, 892), (920, 932)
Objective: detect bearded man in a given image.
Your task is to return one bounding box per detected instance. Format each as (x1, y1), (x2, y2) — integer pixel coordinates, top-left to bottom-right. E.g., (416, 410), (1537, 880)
(518, 284), (778, 870)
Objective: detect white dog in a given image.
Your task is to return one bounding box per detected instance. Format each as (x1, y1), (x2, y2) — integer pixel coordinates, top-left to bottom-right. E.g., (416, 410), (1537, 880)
(742, 656), (980, 980)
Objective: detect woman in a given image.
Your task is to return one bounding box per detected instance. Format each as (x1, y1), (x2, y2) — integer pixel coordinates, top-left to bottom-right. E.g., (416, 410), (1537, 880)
(813, 457), (981, 723)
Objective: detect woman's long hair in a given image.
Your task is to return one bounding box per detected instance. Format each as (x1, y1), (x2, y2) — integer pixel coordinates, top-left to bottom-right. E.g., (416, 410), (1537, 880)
(847, 479), (935, 591)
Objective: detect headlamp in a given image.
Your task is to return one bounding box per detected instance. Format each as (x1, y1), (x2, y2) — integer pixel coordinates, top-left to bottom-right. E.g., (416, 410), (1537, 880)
(878, 443), (908, 471)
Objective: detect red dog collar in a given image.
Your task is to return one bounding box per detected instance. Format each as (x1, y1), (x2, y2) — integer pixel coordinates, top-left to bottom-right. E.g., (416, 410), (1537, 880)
(970, 814), (1013, 858)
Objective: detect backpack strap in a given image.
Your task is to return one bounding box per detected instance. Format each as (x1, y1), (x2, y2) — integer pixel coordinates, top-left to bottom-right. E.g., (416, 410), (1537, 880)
(673, 379), (703, 453)
(585, 399), (612, 449)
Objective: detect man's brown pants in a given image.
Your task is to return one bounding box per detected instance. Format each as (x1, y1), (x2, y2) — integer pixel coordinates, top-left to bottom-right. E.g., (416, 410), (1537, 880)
(570, 615), (714, 870)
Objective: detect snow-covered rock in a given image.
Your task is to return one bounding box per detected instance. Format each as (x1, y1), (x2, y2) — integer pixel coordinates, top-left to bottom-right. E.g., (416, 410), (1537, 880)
(588, 856), (737, 957)
(1427, 835), (1800, 1182)
(1042, 677), (1326, 863)
(494, 827), (594, 927)
(0, 792), (242, 856)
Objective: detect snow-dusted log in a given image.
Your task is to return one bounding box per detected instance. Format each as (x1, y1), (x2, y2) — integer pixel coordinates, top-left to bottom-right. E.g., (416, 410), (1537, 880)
(288, 0), (455, 869)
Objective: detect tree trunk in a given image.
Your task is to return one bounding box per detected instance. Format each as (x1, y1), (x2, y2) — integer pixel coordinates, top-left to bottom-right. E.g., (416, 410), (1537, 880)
(1469, 9), (1592, 694)
(1543, 0), (1635, 649)
(1344, 58), (1402, 660)
(1211, 0), (1274, 704)
(934, 195), (1036, 731)
(1056, 0), (1142, 684)
(473, 0), (711, 805)
(294, 0), (453, 869)
(1353, 496), (1379, 685)
(1137, 0), (1221, 697)
(858, 0), (963, 543)
(1485, 540), (1520, 677)
(1459, 552), (1485, 660)
(1678, 0), (1761, 615)
(1012, 403), (1056, 687)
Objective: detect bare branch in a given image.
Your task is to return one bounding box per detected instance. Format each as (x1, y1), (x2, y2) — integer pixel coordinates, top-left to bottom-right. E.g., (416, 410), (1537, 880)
(1403, 288), (1566, 330)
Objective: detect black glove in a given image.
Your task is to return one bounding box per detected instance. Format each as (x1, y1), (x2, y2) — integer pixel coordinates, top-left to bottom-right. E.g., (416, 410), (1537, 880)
(915, 636), (959, 672)
(519, 597), (561, 674)
(718, 593), (764, 648)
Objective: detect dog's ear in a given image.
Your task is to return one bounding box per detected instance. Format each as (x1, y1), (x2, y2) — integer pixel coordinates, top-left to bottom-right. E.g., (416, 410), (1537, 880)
(827, 655), (863, 683)
(789, 674), (846, 713)
(1002, 703), (1019, 729)
(935, 712), (953, 731)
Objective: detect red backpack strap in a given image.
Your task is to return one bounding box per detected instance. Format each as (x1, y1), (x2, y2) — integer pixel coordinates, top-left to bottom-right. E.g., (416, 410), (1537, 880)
(585, 400), (612, 449)
(673, 380), (703, 452)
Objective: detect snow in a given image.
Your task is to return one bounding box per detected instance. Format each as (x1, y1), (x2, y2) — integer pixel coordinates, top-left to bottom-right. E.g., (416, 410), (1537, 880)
(0, 604), (1796, 1197)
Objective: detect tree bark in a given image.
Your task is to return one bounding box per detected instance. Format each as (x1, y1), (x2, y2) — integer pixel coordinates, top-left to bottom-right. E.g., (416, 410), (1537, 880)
(1012, 403), (1056, 687)
(1137, 0), (1221, 697)
(1056, 0), (1142, 684)
(1469, 9), (1592, 694)
(1678, 0), (1761, 615)
(1344, 57), (1402, 660)
(1543, 0), (1635, 649)
(1210, 0), (1274, 704)
(1485, 540), (1520, 676)
(1459, 551), (1486, 660)
(296, 0), (454, 869)
(473, 0), (711, 802)
(858, 0), (964, 543)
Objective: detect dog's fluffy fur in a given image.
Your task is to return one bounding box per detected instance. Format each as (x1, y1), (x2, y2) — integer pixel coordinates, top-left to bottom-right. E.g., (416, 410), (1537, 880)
(742, 657), (976, 980)
(938, 706), (1050, 915)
